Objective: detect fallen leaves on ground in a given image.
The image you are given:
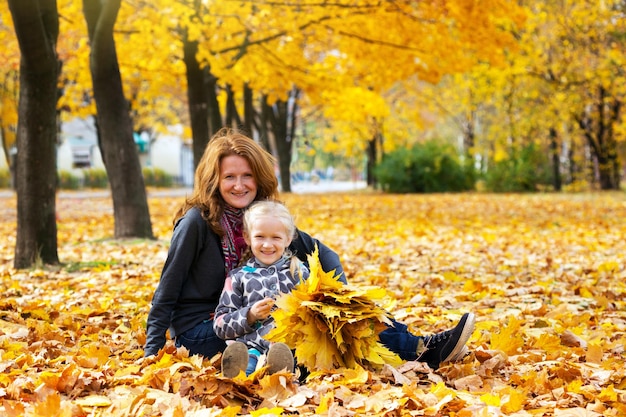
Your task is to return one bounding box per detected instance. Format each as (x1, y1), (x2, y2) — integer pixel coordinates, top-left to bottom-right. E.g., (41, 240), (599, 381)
(1, 190), (625, 416)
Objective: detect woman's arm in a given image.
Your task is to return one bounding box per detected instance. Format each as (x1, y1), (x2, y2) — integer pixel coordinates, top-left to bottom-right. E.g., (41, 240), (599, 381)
(144, 212), (204, 356)
(291, 229), (347, 284)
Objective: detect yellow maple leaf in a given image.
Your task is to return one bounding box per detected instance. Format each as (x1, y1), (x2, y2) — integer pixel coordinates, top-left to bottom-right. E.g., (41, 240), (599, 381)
(597, 261), (619, 273)
(294, 315), (341, 369)
(586, 342), (603, 364)
(480, 392), (501, 406)
(431, 381), (457, 400)
(567, 379), (584, 393)
(32, 392), (73, 417)
(37, 370), (61, 389)
(532, 332), (563, 358)
(75, 342), (111, 368)
(598, 384), (618, 402)
(250, 407), (284, 416)
(316, 391), (335, 414)
(500, 387), (526, 413)
(257, 373), (297, 402)
(489, 315), (524, 355)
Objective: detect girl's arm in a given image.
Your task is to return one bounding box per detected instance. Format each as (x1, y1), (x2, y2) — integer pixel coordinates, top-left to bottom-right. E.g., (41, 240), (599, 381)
(213, 273), (257, 340)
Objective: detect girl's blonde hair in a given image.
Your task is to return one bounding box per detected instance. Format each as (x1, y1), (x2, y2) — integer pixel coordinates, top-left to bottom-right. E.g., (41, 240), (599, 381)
(174, 128), (279, 235)
(242, 200), (303, 279)
(243, 200), (296, 242)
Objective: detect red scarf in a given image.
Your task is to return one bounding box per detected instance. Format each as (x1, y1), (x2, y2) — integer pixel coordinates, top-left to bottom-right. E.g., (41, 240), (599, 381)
(220, 205), (246, 273)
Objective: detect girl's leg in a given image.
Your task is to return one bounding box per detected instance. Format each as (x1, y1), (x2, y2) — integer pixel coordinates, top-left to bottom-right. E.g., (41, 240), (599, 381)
(378, 320), (420, 361)
(221, 342), (249, 378)
(246, 348), (261, 376)
(380, 313), (475, 369)
(266, 342), (295, 374)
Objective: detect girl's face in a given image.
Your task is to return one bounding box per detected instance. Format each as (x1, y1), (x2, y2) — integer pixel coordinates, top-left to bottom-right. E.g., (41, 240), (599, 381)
(245, 216), (292, 266)
(219, 155), (258, 209)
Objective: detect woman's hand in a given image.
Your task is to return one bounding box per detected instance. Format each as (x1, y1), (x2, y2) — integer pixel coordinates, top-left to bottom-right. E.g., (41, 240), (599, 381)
(247, 297), (275, 324)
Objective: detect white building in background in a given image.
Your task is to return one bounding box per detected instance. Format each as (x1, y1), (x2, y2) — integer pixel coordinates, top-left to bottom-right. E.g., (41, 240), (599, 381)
(0, 144), (8, 170)
(59, 117), (194, 186)
(148, 124), (194, 186)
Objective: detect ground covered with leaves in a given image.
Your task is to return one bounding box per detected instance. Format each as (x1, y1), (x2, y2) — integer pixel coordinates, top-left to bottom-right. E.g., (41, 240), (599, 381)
(1, 191), (625, 416)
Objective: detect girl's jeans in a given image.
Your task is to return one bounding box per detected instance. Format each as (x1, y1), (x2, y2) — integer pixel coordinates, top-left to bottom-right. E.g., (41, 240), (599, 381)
(379, 319), (421, 361)
(246, 348), (261, 375)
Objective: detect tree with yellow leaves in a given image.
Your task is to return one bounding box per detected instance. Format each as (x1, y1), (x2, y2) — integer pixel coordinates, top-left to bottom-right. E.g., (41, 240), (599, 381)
(291, 0), (525, 187)
(419, 0), (626, 191)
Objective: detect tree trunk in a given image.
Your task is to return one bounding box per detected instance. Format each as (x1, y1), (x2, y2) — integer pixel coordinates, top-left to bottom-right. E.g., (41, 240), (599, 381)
(366, 136), (377, 187)
(575, 88), (621, 191)
(9, 0), (60, 268)
(462, 109), (475, 161)
(549, 127), (562, 191)
(183, 35), (210, 170)
(262, 89), (300, 193)
(206, 69), (223, 141)
(225, 84), (243, 129)
(83, 0), (153, 239)
(607, 101), (621, 190)
(243, 84), (255, 136)
(259, 96), (272, 153)
(568, 143), (576, 185)
(597, 155), (615, 190)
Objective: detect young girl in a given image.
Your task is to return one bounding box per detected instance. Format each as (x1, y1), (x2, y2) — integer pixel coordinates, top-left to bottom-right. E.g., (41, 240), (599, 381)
(213, 200), (308, 377)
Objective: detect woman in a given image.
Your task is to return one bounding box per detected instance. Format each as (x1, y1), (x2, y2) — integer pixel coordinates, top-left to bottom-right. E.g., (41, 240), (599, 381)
(144, 128), (474, 370)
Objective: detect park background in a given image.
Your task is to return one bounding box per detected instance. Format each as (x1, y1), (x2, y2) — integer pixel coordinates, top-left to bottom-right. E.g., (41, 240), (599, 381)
(1, 1), (626, 416)
(1, 1), (625, 197)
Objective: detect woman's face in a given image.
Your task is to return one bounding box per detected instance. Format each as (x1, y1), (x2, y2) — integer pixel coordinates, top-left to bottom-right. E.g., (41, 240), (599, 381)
(219, 154), (258, 209)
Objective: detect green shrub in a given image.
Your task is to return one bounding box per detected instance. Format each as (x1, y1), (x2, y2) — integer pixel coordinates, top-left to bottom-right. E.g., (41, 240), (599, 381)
(0, 169), (11, 188)
(83, 168), (109, 188)
(375, 140), (473, 193)
(483, 143), (552, 192)
(58, 170), (81, 190)
(143, 167), (174, 187)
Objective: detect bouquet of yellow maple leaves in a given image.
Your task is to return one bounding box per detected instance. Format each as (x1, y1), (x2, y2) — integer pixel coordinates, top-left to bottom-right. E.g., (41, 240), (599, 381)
(265, 247), (402, 371)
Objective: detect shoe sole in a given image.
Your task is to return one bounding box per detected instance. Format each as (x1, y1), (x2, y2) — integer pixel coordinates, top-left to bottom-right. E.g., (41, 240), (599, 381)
(442, 313), (475, 364)
(222, 342), (249, 378)
(266, 342), (294, 374)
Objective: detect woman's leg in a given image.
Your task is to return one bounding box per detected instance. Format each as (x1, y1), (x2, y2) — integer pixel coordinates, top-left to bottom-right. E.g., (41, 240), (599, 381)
(175, 319), (227, 358)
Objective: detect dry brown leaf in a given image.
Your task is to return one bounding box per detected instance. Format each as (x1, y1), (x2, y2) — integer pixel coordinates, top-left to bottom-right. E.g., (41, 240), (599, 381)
(561, 330), (588, 348)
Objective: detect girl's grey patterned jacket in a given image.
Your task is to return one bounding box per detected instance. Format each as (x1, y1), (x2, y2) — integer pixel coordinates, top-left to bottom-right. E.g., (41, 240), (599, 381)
(213, 255), (310, 353)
